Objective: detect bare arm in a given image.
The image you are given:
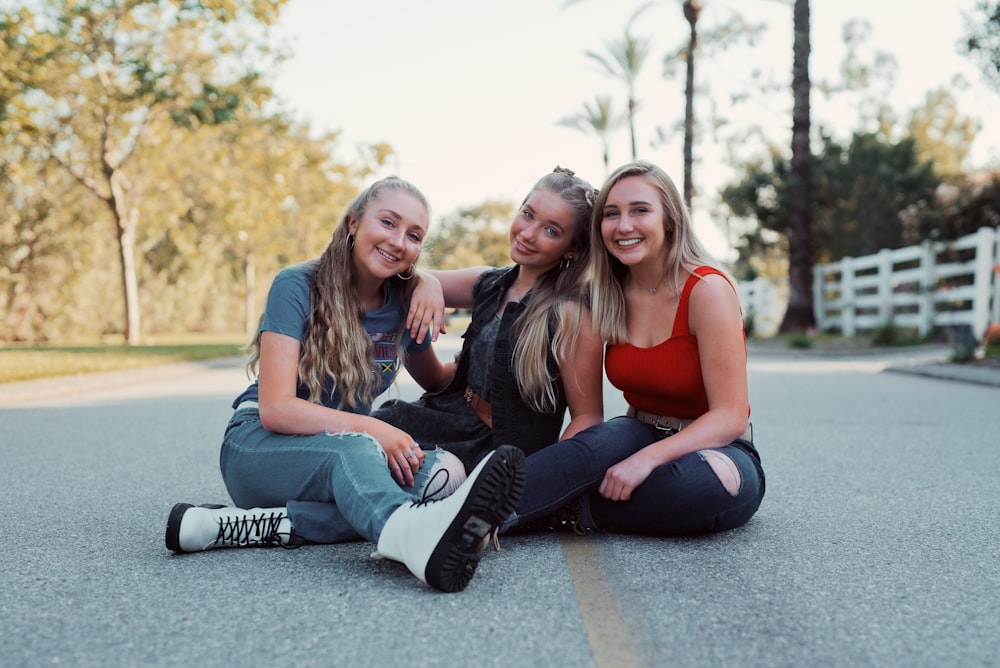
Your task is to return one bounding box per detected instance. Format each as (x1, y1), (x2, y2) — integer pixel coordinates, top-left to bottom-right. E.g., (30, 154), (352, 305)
(404, 345), (455, 393)
(557, 302), (605, 440)
(598, 274), (748, 500)
(425, 267), (491, 309)
(256, 331), (426, 486)
(406, 267), (491, 342)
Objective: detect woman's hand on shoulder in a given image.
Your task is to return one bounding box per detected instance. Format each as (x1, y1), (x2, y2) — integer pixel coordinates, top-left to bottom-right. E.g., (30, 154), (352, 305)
(407, 270), (447, 344)
(407, 267), (491, 343)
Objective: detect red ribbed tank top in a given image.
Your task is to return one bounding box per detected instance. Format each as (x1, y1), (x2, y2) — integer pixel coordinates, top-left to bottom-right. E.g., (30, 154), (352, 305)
(605, 266), (745, 419)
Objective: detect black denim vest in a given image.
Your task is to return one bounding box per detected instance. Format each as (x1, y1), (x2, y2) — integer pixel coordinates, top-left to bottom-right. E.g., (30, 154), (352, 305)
(442, 266), (567, 456)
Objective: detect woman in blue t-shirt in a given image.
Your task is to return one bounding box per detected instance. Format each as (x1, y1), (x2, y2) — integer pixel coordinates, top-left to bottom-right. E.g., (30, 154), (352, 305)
(165, 176), (526, 593)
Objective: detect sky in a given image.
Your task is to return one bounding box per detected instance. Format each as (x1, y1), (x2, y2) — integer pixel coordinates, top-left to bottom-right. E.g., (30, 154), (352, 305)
(268, 0), (999, 258)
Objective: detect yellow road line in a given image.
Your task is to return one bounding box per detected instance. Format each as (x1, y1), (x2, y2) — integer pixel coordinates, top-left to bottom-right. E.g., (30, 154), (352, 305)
(560, 534), (648, 668)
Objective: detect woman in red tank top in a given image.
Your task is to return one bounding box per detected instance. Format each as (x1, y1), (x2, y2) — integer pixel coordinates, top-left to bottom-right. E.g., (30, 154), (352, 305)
(505, 161), (765, 536)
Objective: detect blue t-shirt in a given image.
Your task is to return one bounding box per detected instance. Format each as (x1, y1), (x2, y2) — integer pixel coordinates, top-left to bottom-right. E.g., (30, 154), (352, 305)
(232, 262), (430, 414)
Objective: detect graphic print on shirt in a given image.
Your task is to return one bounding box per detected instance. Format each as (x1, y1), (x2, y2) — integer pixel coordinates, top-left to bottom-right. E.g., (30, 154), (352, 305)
(371, 331), (398, 376)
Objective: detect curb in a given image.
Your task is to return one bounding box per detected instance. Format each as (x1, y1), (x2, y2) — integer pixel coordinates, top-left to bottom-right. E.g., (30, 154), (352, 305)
(883, 362), (1000, 388)
(0, 356), (244, 408)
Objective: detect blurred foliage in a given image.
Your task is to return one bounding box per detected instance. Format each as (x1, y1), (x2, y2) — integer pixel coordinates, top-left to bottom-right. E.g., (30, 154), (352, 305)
(721, 19), (988, 282)
(900, 176), (1000, 245)
(722, 131), (940, 271)
(5, 2), (995, 346)
(0, 2), (523, 345)
(963, 0), (1000, 90)
(423, 200), (516, 270)
(0, 0), (392, 344)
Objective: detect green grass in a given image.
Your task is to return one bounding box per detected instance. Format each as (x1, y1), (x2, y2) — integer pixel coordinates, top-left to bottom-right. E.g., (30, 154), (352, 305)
(0, 334), (246, 384)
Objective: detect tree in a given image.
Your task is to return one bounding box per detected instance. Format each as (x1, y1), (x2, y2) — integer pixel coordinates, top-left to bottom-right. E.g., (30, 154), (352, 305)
(681, 1), (701, 210)
(906, 87), (979, 180)
(811, 133), (938, 259)
(781, 0), (814, 333)
(567, 0), (761, 213)
(8, 0), (286, 344)
(963, 0), (1000, 90)
(558, 95), (623, 175)
(3, 1), (390, 344)
(818, 18), (899, 136)
(424, 201), (516, 270)
(900, 175), (1000, 246)
(585, 9), (652, 160)
(722, 131), (939, 267)
(659, 2), (764, 212)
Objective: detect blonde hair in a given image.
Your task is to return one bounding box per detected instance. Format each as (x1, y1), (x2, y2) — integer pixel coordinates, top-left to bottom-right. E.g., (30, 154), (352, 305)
(511, 167), (597, 412)
(590, 161), (734, 344)
(246, 176), (429, 409)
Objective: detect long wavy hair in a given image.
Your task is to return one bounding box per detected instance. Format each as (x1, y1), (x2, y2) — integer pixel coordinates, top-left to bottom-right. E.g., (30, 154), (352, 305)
(511, 167), (597, 413)
(246, 176), (429, 409)
(590, 161), (733, 344)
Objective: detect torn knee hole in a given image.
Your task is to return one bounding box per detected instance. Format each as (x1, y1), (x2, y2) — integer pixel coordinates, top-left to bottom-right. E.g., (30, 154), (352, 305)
(699, 449), (741, 497)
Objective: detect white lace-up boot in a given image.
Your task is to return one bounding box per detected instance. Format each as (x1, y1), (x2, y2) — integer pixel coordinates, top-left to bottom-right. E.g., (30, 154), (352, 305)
(165, 504), (292, 553)
(373, 445), (525, 593)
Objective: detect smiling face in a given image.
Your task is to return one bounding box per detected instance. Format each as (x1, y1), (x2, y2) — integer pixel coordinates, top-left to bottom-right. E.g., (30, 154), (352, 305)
(347, 190), (428, 283)
(508, 189), (579, 275)
(599, 175), (670, 269)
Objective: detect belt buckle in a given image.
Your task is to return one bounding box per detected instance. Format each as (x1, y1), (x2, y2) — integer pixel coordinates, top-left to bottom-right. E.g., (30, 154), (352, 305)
(653, 416), (678, 434)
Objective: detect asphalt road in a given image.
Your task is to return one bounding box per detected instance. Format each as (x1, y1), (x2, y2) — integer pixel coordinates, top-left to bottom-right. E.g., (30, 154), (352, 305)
(2, 340), (998, 667)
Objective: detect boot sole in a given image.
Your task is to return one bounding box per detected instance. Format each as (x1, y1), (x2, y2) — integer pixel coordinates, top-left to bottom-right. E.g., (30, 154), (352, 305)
(165, 503), (226, 553)
(424, 445), (526, 592)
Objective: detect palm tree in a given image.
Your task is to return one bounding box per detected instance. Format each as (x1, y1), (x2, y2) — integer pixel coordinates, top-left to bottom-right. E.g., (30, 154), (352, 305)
(557, 95), (623, 174)
(585, 10), (652, 160)
(682, 1), (702, 210)
(658, 1), (762, 213)
(780, 0), (815, 333)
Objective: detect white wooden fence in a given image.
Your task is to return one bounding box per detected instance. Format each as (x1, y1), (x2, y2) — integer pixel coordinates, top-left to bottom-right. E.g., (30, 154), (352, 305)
(811, 226), (1000, 341)
(737, 226), (1000, 341)
(739, 277), (786, 338)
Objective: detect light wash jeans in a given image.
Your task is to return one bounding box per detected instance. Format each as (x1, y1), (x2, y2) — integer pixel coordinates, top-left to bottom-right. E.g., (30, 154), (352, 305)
(219, 406), (464, 544)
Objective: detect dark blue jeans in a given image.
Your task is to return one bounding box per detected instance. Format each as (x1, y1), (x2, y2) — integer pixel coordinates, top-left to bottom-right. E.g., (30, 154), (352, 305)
(512, 416), (765, 536)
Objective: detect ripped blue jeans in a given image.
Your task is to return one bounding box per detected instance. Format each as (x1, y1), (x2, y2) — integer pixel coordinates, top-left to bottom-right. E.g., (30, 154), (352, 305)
(219, 406), (464, 544)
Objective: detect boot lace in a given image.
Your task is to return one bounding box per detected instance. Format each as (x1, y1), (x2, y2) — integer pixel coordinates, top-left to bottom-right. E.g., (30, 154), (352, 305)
(412, 467), (452, 507)
(215, 510), (291, 548)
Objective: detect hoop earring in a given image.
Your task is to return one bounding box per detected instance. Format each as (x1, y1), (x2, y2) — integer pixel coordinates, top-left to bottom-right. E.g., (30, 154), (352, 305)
(560, 256), (573, 270)
(347, 234), (355, 250)
(396, 266), (415, 280)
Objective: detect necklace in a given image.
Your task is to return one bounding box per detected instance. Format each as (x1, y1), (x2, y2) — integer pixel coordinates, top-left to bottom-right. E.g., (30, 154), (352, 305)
(633, 273), (667, 295)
